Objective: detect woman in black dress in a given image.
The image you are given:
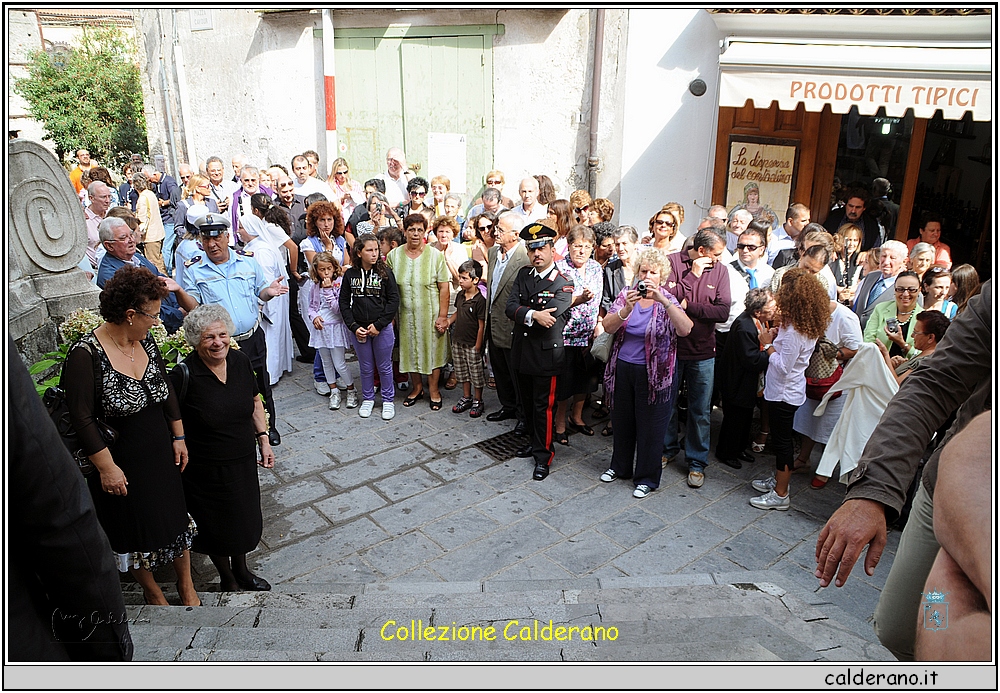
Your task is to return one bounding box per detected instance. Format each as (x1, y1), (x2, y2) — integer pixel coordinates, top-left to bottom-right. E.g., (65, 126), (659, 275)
(171, 304), (274, 592)
(65, 265), (199, 606)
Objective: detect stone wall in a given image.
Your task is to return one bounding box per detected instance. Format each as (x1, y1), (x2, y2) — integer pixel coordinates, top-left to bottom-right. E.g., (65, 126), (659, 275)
(8, 140), (100, 366)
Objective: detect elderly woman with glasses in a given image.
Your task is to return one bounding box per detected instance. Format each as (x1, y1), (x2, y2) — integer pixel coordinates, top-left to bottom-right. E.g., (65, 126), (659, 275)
(553, 225), (604, 443)
(170, 304), (274, 592)
(65, 265), (199, 605)
(863, 270), (923, 358)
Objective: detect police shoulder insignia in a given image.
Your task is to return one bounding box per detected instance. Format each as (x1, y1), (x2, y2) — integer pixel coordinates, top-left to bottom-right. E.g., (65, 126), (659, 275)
(184, 256), (201, 267)
(561, 285), (574, 292)
(237, 248), (254, 257)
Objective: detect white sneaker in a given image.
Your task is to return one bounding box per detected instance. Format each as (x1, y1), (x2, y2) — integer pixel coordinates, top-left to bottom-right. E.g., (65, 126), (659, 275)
(314, 380), (331, 396)
(359, 400), (375, 418)
(329, 388), (342, 410)
(600, 469), (617, 483)
(633, 484), (652, 499)
(381, 402), (395, 420)
(750, 488), (790, 511)
(751, 474), (777, 493)
(345, 389), (359, 409)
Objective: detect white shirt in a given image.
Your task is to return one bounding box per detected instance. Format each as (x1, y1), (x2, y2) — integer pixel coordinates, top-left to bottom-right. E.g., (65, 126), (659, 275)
(763, 324), (817, 407)
(510, 202), (548, 227)
(294, 177), (336, 201)
(767, 225), (796, 265)
(735, 258), (775, 289)
(725, 230), (740, 254)
(380, 172), (410, 207)
(717, 263), (748, 334)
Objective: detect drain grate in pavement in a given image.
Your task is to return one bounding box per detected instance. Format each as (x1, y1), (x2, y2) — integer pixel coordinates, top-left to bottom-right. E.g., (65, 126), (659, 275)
(475, 430), (525, 462)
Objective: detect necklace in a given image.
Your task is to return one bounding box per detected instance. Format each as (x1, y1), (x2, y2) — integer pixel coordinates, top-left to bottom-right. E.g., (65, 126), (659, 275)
(109, 332), (136, 362)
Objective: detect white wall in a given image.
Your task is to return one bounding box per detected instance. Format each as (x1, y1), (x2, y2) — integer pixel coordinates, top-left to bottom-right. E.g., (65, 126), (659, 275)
(618, 9), (722, 236)
(134, 8), (627, 203)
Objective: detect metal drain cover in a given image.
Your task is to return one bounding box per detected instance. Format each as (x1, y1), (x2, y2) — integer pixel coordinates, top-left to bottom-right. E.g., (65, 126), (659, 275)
(474, 430), (526, 462)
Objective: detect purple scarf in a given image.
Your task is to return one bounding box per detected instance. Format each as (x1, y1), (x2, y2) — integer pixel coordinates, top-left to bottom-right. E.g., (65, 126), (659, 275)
(603, 286), (679, 407)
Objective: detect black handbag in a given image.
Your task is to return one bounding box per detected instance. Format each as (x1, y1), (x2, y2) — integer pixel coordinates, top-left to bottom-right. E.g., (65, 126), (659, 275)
(43, 341), (118, 476)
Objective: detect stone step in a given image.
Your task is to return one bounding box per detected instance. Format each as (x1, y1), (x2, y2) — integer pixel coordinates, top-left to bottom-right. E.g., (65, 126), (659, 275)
(126, 579), (893, 662)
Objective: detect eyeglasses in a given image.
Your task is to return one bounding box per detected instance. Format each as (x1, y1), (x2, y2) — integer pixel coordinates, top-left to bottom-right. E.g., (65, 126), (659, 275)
(196, 183), (210, 189)
(894, 287), (920, 294)
(574, 205), (590, 214)
(134, 309), (161, 322)
(737, 244), (761, 251)
(410, 190), (426, 197)
(180, 175), (191, 182)
(110, 235), (133, 244)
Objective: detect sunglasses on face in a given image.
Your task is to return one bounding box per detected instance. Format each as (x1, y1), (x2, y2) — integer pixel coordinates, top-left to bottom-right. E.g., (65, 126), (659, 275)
(335, 170), (348, 175)
(574, 205), (590, 214)
(654, 219), (675, 227)
(410, 190), (426, 196)
(478, 223), (493, 231)
(737, 244), (761, 251)
(487, 179), (502, 185)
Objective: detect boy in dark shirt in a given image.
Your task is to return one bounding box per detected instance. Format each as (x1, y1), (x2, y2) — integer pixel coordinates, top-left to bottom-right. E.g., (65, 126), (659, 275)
(448, 261), (488, 417)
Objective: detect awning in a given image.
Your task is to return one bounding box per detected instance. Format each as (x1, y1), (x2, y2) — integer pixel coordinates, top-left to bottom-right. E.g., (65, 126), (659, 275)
(719, 38), (993, 121)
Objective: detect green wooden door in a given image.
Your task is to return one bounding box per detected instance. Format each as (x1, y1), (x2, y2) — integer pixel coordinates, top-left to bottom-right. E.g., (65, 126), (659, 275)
(334, 30), (492, 199)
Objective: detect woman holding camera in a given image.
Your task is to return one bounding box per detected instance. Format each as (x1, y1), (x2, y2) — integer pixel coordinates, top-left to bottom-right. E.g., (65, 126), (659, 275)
(863, 270), (923, 358)
(598, 248), (693, 498)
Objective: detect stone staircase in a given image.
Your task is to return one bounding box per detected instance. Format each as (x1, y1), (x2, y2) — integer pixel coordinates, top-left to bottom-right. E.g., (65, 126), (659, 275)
(124, 575), (893, 662)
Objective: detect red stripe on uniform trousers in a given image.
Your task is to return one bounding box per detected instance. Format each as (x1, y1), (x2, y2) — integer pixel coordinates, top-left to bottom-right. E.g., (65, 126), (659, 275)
(544, 375), (557, 466)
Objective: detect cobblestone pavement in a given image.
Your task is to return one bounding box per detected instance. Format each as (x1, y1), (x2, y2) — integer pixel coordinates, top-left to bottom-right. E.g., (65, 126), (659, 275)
(181, 357), (900, 651)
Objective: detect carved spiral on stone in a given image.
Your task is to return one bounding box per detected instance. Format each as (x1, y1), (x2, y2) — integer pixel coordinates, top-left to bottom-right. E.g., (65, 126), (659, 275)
(9, 176), (88, 273)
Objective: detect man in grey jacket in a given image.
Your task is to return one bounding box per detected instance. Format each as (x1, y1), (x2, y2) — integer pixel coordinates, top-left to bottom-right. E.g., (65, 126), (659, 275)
(815, 281), (991, 660)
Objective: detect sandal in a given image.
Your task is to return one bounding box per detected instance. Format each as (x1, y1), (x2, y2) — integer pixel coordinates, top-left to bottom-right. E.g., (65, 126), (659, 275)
(554, 430), (569, 446)
(402, 391), (424, 407)
(429, 399), (443, 411)
(487, 376), (496, 389)
(567, 420), (595, 436)
(593, 405), (610, 420)
(469, 400), (485, 418)
(601, 423), (613, 437)
(444, 373), (458, 390)
(751, 432), (768, 453)
(452, 396), (473, 413)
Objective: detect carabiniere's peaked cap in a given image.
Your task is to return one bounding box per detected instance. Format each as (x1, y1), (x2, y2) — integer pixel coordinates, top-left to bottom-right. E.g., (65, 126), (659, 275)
(194, 213), (231, 237)
(519, 222), (556, 249)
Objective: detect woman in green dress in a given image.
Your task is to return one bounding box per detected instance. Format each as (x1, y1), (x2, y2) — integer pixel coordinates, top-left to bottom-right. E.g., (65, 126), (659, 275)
(387, 214), (451, 409)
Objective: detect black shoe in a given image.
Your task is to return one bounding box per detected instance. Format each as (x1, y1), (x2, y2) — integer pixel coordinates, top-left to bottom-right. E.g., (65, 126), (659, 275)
(737, 450), (755, 464)
(295, 353), (315, 364)
(533, 463), (549, 481)
(515, 445), (534, 458)
(513, 421), (528, 437)
(486, 408), (517, 422)
(719, 457), (742, 470)
(235, 573), (271, 591)
(268, 428), (281, 446)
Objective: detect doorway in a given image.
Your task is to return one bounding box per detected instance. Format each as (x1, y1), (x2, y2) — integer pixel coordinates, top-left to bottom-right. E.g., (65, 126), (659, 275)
(333, 28), (494, 199)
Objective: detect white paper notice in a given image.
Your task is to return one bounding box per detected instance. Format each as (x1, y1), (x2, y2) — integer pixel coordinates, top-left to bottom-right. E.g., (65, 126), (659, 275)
(427, 132), (467, 194)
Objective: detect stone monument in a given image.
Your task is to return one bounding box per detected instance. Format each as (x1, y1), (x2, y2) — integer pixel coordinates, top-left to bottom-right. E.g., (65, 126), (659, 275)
(9, 139), (100, 365)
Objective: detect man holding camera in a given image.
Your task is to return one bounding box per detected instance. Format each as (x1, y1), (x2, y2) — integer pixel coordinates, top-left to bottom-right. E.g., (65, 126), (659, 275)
(662, 229), (731, 488)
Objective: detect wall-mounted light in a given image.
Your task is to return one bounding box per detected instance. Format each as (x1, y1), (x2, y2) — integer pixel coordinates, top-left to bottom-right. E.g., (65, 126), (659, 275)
(689, 79), (707, 97)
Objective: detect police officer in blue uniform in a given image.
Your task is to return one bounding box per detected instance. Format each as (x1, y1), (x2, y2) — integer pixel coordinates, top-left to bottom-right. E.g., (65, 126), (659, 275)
(176, 213), (289, 446)
(505, 223), (574, 480)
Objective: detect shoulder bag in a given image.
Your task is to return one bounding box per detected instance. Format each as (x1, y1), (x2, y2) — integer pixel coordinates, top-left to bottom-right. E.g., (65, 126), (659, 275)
(43, 341), (119, 476)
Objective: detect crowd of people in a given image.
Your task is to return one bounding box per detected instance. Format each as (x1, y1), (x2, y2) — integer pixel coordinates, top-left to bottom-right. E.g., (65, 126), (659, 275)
(62, 146), (988, 660)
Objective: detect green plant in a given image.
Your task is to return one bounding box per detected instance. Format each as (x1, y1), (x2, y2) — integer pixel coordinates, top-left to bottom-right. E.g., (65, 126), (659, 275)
(14, 25), (148, 168)
(28, 308), (198, 397)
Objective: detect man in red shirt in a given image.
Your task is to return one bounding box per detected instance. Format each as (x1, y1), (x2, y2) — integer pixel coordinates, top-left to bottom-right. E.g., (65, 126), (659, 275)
(662, 228), (732, 488)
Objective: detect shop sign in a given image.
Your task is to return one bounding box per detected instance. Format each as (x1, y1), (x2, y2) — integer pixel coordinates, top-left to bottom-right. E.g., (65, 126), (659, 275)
(725, 136), (799, 223)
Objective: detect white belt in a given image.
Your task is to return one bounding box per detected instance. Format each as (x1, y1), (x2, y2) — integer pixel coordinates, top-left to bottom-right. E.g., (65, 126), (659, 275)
(233, 320), (260, 342)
